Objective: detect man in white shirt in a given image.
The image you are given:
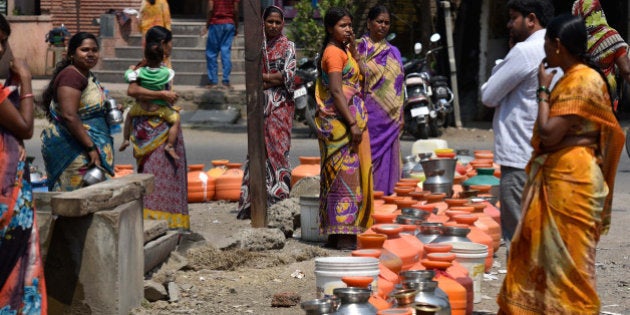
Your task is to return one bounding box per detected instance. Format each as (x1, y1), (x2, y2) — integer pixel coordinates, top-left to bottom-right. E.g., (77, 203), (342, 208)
(480, 0), (556, 249)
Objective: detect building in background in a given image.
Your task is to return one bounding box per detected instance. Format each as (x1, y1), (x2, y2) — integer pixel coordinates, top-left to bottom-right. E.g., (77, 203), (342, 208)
(3, 0), (630, 119)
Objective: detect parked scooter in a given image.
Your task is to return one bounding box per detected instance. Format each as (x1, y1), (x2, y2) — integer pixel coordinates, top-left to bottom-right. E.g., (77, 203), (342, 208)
(294, 56), (318, 134)
(402, 33), (454, 139)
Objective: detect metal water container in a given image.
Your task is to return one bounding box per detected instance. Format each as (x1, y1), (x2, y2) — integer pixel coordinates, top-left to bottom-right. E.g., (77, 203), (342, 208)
(105, 98), (123, 125)
(420, 158), (457, 197)
(332, 287), (376, 315)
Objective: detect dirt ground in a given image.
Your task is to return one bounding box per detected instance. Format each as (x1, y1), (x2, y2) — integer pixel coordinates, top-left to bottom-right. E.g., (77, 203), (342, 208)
(130, 126), (630, 315)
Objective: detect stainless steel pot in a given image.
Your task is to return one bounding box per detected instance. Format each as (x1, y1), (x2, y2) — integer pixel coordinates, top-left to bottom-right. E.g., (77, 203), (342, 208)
(82, 166), (106, 186)
(105, 98), (123, 125)
(332, 287), (376, 315)
(420, 158), (457, 197)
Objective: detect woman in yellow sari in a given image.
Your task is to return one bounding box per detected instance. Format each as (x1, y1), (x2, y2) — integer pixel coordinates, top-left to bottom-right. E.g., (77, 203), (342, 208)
(315, 7), (373, 250)
(138, 0), (171, 35)
(497, 14), (624, 314)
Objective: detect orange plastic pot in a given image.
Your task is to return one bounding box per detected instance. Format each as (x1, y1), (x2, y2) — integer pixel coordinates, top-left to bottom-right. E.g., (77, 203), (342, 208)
(444, 198), (469, 208)
(187, 164), (216, 202)
(372, 211), (397, 224)
(357, 233), (387, 249)
(215, 167), (244, 201)
(374, 190), (385, 199)
(374, 224), (423, 271)
(291, 156), (321, 187)
(394, 186), (415, 197)
(394, 198), (417, 210)
(421, 259), (468, 315)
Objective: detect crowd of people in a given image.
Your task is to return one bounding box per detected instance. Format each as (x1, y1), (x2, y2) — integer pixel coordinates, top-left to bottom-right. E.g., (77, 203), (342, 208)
(1, 0), (629, 313)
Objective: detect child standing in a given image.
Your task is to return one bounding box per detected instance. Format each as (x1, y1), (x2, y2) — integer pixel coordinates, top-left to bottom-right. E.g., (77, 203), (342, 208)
(120, 38), (180, 160)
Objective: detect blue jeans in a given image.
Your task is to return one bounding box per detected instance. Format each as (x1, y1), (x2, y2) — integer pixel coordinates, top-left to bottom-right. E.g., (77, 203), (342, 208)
(206, 23), (235, 85)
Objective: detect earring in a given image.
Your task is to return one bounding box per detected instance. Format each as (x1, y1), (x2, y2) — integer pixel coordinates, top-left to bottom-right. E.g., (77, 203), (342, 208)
(556, 49), (560, 54)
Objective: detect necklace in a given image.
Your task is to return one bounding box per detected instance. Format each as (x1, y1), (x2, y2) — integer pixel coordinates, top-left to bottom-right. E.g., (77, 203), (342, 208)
(328, 40), (346, 51)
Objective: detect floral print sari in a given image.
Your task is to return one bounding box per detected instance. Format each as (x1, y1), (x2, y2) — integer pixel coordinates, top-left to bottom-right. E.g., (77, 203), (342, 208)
(315, 46), (374, 236)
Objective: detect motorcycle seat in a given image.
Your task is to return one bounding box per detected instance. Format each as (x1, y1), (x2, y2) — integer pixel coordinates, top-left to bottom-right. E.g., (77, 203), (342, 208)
(430, 75), (448, 84)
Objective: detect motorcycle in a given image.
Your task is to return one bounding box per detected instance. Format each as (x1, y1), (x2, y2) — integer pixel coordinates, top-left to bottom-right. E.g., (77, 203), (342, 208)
(293, 55), (318, 135)
(402, 33), (454, 139)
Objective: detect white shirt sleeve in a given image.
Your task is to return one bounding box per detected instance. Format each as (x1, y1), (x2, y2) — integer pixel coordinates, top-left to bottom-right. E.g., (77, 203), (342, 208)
(480, 45), (531, 108)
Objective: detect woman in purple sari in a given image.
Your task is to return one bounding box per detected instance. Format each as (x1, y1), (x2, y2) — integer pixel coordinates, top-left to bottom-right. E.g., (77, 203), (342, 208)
(357, 5), (405, 195)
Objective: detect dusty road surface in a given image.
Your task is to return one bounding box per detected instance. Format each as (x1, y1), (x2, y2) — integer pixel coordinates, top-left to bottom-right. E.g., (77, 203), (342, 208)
(128, 125), (630, 315)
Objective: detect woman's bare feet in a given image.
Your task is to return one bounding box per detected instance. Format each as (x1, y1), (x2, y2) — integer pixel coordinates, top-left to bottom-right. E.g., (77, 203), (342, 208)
(165, 143), (180, 160)
(119, 139), (130, 152)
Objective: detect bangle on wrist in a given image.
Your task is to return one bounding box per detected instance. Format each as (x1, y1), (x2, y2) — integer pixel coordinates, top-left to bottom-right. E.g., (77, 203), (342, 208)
(537, 85), (551, 95)
(19, 93), (34, 101)
(537, 97), (549, 103)
(348, 120), (357, 127)
(86, 143), (97, 152)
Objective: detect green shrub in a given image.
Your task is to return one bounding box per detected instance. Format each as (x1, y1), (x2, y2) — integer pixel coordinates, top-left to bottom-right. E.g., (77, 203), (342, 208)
(287, 0), (355, 58)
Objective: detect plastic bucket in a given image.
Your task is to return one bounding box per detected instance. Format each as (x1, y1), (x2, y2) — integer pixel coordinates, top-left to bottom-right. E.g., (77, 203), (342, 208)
(314, 257), (380, 298)
(444, 241), (487, 303)
(300, 195), (326, 242)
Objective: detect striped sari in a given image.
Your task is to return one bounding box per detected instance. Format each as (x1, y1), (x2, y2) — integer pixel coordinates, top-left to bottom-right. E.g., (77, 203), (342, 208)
(315, 46), (374, 236)
(497, 64), (624, 314)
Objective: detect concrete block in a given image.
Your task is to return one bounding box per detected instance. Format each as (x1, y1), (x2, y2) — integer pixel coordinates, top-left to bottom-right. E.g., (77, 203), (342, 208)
(144, 231), (180, 274)
(45, 199), (144, 315)
(34, 192), (61, 262)
(143, 219), (168, 244)
(51, 174), (154, 217)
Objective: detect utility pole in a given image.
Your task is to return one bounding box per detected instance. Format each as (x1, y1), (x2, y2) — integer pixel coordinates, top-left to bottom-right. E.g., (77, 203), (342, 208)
(441, 1), (462, 128)
(243, 0), (267, 227)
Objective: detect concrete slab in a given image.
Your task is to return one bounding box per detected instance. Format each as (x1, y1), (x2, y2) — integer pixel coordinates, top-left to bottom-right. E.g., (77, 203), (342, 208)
(143, 219), (169, 244)
(51, 174), (154, 217)
(46, 199), (144, 315)
(144, 231), (180, 274)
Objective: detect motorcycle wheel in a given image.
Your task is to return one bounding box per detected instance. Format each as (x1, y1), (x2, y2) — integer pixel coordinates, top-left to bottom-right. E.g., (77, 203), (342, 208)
(428, 118), (441, 138)
(412, 122), (430, 140)
(304, 95), (318, 138)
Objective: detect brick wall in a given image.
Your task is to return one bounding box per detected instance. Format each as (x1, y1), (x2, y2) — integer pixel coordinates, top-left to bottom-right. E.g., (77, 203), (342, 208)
(42, 0), (142, 35)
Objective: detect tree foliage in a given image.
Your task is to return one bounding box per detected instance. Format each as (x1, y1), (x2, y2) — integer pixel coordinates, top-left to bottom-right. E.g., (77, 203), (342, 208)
(287, 0), (355, 57)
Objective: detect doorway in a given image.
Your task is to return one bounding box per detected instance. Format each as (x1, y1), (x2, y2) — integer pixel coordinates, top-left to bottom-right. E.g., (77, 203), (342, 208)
(168, 0), (206, 20)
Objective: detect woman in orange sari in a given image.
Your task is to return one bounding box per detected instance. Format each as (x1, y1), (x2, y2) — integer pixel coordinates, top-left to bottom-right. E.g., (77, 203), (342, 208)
(0, 14), (47, 314)
(497, 14), (624, 314)
(315, 7), (373, 250)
